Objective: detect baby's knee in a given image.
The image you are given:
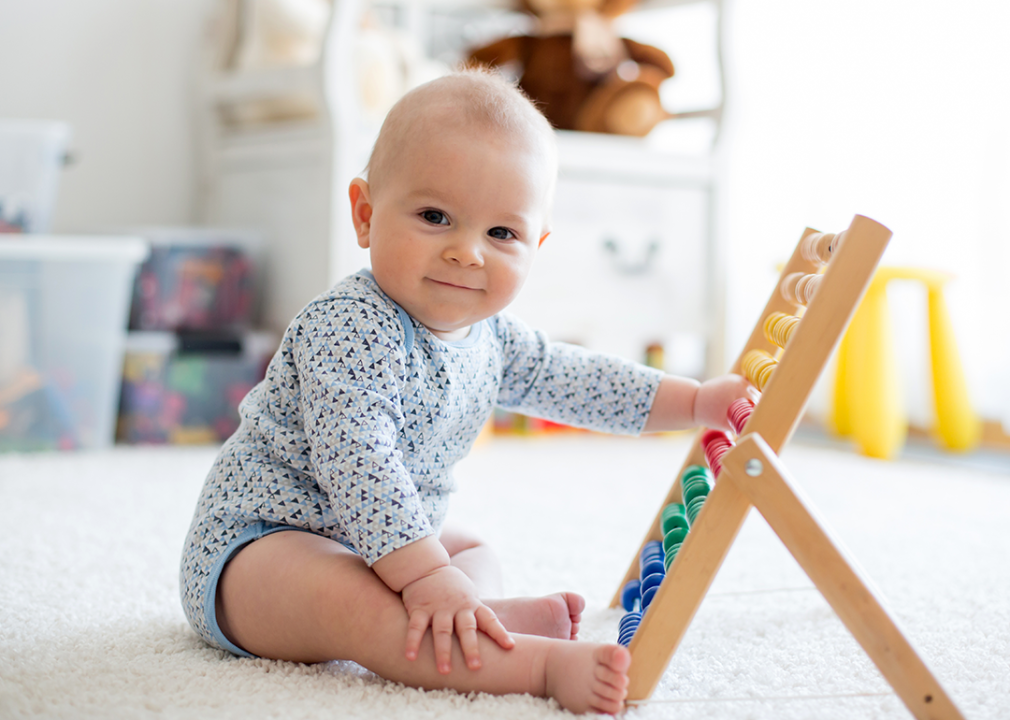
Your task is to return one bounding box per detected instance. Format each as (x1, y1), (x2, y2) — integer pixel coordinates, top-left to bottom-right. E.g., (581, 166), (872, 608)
(438, 525), (490, 556)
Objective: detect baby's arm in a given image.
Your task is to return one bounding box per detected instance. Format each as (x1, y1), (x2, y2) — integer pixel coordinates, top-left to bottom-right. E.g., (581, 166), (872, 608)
(372, 536), (514, 674)
(643, 374), (757, 433)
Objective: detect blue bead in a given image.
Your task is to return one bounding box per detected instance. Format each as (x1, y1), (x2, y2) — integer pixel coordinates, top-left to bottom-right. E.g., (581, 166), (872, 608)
(618, 622), (639, 637)
(618, 623), (639, 639)
(620, 579), (642, 611)
(641, 585), (659, 610)
(641, 540), (663, 559)
(619, 611), (642, 631)
(640, 557), (665, 579)
(641, 572), (664, 595)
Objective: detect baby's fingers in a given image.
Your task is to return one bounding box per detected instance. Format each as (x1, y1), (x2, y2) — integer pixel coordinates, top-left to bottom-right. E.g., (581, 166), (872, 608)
(455, 611), (482, 671)
(432, 611), (455, 674)
(475, 604), (515, 651)
(405, 609), (431, 661)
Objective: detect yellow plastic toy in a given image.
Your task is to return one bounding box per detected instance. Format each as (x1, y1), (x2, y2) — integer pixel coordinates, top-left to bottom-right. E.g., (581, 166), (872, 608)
(830, 266), (981, 459)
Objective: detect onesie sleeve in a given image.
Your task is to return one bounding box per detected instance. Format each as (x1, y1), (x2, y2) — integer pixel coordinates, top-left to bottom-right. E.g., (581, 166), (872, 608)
(493, 312), (664, 435)
(294, 296), (432, 565)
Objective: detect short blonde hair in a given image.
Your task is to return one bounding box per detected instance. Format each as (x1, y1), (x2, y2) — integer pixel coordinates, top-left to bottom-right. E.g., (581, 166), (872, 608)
(365, 68), (558, 197)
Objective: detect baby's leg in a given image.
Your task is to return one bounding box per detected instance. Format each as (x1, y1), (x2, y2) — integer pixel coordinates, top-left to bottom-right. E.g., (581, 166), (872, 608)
(217, 531), (629, 714)
(439, 524), (505, 597)
(439, 524), (583, 640)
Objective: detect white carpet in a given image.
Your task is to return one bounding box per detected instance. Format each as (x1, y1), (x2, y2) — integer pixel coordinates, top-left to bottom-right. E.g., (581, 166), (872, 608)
(1, 436), (1008, 719)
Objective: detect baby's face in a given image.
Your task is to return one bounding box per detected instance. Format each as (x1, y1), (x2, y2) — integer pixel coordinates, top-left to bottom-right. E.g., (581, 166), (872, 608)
(359, 127), (551, 341)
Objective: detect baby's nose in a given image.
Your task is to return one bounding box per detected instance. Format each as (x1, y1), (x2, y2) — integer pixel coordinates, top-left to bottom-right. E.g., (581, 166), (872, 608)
(444, 236), (484, 266)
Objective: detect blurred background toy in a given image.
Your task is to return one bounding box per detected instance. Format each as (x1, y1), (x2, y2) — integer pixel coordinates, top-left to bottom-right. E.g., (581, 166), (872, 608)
(216, 0), (331, 126)
(0, 121), (71, 234)
(129, 242), (255, 333)
(213, 0), (445, 127)
(118, 330), (276, 445)
(467, 0), (675, 136)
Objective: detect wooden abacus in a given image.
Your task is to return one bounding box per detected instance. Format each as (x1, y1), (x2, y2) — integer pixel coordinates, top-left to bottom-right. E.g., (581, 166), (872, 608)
(612, 215), (965, 719)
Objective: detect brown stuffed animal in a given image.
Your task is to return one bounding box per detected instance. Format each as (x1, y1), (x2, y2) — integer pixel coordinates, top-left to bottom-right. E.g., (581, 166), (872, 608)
(467, 0), (674, 136)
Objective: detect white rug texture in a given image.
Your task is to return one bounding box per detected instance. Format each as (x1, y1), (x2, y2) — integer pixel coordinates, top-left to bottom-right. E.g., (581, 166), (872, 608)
(1, 436), (1008, 720)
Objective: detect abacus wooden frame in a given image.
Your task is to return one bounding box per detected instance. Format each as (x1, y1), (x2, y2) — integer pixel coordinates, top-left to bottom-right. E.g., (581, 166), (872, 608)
(611, 215), (965, 719)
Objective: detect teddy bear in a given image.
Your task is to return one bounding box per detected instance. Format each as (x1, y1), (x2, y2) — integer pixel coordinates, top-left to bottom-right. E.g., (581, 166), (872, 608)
(467, 0), (674, 136)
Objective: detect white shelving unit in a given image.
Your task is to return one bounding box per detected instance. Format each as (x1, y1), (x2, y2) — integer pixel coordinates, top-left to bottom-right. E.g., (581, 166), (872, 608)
(196, 0), (725, 376)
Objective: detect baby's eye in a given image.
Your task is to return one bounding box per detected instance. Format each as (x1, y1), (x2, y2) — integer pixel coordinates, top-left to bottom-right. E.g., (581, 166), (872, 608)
(421, 210), (449, 225)
(488, 226), (516, 241)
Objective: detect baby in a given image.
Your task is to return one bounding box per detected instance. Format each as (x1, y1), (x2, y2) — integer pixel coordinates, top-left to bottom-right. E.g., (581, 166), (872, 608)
(180, 69), (753, 714)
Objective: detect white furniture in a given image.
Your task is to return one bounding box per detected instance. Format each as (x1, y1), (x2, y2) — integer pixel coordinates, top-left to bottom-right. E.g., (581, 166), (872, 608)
(511, 131), (721, 376)
(197, 0), (725, 375)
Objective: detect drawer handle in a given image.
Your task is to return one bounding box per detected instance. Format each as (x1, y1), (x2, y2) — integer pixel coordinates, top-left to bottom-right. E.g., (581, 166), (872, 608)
(602, 238), (660, 275)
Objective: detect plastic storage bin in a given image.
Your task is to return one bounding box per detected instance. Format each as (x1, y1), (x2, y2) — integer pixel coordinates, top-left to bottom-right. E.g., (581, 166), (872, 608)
(0, 236), (149, 451)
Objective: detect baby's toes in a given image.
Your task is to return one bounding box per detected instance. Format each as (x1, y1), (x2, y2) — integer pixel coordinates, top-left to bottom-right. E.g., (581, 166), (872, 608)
(589, 675), (628, 715)
(594, 654), (630, 689)
(563, 591), (586, 620)
(597, 643), (632, 676)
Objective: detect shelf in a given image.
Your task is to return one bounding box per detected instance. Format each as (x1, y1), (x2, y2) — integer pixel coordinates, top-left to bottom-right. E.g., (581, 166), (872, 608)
(207, 65), (323, 104)
(556, 130), (715, 186)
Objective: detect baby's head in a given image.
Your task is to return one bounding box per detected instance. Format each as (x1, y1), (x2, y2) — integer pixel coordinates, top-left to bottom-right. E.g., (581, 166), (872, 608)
(365, 69), (558, 200)
(350, 69), (558, 341)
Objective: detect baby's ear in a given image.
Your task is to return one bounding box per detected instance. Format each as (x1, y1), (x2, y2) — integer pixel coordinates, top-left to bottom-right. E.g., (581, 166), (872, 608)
(538, 232), (550, 248)
(349, 179), (373, 248)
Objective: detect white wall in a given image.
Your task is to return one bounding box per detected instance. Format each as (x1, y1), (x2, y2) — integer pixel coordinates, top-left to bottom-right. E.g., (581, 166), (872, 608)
(0, 0), (213, 232)
(720, 0), (1010, 427)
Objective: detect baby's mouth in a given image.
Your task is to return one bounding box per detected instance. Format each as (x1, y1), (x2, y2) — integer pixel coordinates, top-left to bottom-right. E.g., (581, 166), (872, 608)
(430, 278), (478, 291)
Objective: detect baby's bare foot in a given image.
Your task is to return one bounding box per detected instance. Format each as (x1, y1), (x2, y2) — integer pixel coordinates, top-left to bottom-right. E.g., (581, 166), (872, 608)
(543, 641), (631, 715)
(485, 593), (584, 640)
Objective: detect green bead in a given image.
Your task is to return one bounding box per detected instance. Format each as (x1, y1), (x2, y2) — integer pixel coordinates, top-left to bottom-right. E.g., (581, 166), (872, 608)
(664, 543), (682, 571)
(683, 478), (712, 505)
(680, 465), (712, 484)
(662, 502), (686, 518)
(663, 526), (689, 553)
(686, 496), (706, 524)
(661, 503), (689, 535)
(662, 513), (690, 535)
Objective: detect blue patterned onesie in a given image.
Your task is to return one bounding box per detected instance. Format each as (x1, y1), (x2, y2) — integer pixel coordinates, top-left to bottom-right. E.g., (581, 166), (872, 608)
(180, 270), (663, 655)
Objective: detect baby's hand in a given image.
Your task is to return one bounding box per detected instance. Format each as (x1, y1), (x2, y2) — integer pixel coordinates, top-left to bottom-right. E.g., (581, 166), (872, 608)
(400, 565), (514, 674)
(693, 374), (759, 431)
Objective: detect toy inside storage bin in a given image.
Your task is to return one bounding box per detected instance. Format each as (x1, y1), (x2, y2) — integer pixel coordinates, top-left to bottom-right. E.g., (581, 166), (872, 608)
(118, 330), (277, 445)
(0, 236), (149, 451)
(127, 228), (263, 332)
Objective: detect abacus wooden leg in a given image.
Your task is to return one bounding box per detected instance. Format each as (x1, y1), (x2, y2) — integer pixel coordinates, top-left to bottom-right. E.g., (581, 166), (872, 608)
(720, 434), (965, 720)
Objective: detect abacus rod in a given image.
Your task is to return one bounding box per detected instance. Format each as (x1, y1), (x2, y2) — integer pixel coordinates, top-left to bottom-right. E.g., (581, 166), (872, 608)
(736, 215), (892, 451)
(618, 216), (893, 700)
(608, 225), (823, 609)
(721, 434), (965, 720)
(609, 440), (706, 608)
